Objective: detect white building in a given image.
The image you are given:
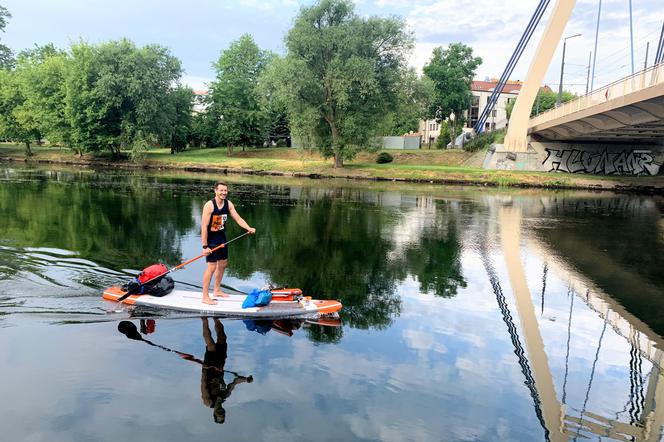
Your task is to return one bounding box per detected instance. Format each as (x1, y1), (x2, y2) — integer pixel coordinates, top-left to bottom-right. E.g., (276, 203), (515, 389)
(193, 90), (209, 114)
(466, 80), (522, 132)
(418, 80), (525, 146)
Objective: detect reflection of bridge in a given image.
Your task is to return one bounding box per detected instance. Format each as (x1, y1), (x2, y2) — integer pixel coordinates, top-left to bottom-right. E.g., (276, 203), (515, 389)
(484, 0), (664, 174)
(492, 204), (664, 441)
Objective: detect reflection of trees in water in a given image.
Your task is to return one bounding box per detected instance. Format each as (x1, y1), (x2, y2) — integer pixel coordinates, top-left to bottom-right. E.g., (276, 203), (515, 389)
(399, 203), (466, 298)
(305, 321), (343, 343)
(1, 169), (471, 330)
(230, 188), (470, 329)
(232, 195), (404, 330)
(0, 174), (194, 270)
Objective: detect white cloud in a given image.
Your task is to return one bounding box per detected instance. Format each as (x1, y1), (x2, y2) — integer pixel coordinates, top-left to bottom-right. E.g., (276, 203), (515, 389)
(180, 74), (213, 92)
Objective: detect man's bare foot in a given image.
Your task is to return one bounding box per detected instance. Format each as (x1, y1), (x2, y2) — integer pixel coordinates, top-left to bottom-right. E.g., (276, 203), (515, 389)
(202, 297), (217, 305)
(213, 291), (230, 298)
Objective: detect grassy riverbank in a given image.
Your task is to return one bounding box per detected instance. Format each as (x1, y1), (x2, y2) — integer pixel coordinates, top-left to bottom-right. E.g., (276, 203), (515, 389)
(2, 143), (663, 192)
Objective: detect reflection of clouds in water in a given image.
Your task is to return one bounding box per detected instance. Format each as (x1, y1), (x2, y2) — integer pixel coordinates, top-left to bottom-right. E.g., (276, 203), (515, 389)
(0, 309), (550, 441)
(402, 329), (447, 353)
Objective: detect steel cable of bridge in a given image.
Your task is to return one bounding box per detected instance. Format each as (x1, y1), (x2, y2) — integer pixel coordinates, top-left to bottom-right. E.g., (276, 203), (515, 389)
(561, 286), (575, 406)
(540, 263), (548, 316)
(655, 21), (664, 64)
(479, 245), (551, 442)
(588, 28), (660, 83)
(628, 340), (645, 426)
(473, 0), (550, 133)
(596, 30), (660, 65)
(572, 317), (607, 442)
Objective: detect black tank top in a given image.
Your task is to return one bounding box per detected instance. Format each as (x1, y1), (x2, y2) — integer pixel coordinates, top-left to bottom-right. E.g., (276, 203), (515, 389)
(207, 199), (229, 246)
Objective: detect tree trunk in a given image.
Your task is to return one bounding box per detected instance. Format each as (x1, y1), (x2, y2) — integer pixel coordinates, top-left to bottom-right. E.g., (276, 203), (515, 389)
(330, 122), (343, 168)
(24, 142), (32, 157)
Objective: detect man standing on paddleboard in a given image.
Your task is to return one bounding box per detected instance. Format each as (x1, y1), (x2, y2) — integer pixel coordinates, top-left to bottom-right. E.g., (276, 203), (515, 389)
(201, 182), (256, 305)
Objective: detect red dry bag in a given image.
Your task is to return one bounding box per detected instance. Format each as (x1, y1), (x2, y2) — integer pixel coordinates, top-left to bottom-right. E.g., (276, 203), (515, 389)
(138, 264), (168, 284)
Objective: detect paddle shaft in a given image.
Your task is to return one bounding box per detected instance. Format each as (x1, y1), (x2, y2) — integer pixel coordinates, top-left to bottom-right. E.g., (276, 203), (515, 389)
(117, 231), (251, 302)
(135, 336), (249, 376)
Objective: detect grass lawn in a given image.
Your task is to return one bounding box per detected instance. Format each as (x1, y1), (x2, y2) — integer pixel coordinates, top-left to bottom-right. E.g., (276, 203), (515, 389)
(1, 143), (662, 191)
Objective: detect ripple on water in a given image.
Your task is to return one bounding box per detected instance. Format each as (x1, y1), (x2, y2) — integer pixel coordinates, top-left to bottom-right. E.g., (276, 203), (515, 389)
(0, 244), (134, 320)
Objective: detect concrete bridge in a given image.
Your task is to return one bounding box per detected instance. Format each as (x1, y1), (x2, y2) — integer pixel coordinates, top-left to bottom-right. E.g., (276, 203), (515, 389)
(483, 0), (664, 175)
(529, 65), (664, 143)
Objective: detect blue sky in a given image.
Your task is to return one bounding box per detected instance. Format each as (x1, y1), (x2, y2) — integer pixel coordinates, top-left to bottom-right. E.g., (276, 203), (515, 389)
(1, 0), (661, 94)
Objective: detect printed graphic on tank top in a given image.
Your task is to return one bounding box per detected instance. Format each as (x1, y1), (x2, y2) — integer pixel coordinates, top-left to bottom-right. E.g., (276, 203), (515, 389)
(208, 199), (229, 247)
(211, 214), (227, 231)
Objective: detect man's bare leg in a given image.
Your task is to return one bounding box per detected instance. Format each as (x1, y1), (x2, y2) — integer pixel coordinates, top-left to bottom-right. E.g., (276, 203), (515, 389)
(213, 259), (229, 297)
(202, 317), (215, 350)
(202, 263), (217, 305)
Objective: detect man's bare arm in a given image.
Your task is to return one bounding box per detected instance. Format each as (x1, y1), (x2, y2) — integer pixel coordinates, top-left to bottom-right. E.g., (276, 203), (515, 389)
(228, 201), (255, 233)
(201, 201), (213, 246)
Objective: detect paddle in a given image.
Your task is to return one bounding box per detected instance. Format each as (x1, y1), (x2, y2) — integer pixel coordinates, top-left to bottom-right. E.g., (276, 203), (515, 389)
(117, 321), (253, 380)
(117, 231), (251, 302)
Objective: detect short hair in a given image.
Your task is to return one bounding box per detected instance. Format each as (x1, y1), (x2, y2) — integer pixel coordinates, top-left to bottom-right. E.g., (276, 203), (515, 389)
(214, 182), (228, 190)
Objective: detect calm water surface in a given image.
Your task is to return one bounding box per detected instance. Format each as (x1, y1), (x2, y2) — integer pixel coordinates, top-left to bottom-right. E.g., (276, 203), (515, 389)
(1, 165), (663, 442)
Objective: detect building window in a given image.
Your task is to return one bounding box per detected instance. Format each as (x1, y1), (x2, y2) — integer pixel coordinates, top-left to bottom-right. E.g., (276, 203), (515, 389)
(491, 109), (497, 117)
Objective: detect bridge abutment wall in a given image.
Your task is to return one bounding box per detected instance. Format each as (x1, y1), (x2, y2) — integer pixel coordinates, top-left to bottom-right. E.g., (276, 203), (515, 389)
(484, 140), (664, 176)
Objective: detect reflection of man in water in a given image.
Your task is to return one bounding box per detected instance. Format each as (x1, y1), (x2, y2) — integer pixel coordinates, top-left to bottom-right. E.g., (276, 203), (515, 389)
(201, 317), (252, 424)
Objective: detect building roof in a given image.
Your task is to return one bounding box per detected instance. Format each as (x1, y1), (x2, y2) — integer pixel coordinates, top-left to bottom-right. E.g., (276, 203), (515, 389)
(471, 80), (522, 94)
(193, 90), (208, 96)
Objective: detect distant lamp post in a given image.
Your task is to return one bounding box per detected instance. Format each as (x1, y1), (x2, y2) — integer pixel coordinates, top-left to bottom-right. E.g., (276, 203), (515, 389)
(449, 112), (456, 148)
(557, 33), (582, 106)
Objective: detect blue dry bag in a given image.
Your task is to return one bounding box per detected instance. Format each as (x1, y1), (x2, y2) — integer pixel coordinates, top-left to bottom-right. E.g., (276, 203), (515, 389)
(243, 319), (272, 335)
(242, 288), (273, 309)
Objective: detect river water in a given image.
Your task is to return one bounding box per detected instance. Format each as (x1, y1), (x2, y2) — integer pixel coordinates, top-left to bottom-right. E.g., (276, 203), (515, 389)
(1, 165), (663, 441)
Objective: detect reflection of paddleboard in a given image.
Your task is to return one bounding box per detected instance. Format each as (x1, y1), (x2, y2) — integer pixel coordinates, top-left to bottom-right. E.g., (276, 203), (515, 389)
(103, 286), (342, 318)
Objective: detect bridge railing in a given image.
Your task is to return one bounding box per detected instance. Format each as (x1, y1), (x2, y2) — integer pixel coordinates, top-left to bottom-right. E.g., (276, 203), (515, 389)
(529, 63), (664, 127)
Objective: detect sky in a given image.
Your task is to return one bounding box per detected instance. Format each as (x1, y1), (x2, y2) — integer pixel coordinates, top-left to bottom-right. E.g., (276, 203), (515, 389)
(0, 0), (661, 94)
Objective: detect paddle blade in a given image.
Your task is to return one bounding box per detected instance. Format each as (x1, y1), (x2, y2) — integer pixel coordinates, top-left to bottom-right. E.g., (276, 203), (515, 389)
(118, 321), (143, 341)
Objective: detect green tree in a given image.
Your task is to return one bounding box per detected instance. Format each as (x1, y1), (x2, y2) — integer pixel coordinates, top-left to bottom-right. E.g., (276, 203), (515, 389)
(0, 69), (40, 154)
(265, 97), (290, 146)
(0, 5), (13, 69)
(208, 34), (271, 152)
(384, 69), (434, 135)
(165, 86), (194, 153)
(65, 39), (183, 157)
(505, 88), (576, 119)
(275, 0), (414, 167)
(258, 55), (291, 147)
(424, 42), (481, 126)
(14, 44), (71, 147)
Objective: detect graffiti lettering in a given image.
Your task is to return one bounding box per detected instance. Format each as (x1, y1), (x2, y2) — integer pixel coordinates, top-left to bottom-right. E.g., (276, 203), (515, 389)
(543, 148), (660, 175)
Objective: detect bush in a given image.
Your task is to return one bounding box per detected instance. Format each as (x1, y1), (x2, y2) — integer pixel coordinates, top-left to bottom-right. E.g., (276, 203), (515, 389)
(435, 134), (449, 149)
(463, 128), (506, 152)
(376, 152), (394, 164)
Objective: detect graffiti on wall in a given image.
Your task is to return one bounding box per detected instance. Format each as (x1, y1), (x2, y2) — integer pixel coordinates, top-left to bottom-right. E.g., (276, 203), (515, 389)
(543, 148), (660, 175)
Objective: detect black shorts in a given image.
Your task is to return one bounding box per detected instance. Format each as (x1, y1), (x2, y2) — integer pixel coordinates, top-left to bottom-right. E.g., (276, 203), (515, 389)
(206, 244), (228, 262)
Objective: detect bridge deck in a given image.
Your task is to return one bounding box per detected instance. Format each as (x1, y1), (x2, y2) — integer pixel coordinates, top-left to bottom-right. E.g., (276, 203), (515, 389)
(528, 65), (664, 142)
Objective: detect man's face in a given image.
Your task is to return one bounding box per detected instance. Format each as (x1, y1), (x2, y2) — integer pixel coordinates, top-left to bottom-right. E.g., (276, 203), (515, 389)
(215, 185), (228, 199)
